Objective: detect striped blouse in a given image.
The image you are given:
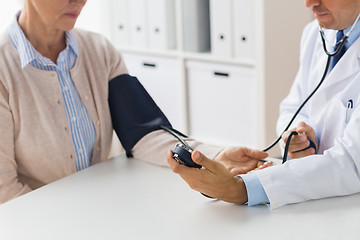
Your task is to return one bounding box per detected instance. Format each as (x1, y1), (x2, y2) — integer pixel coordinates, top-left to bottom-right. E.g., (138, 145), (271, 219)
(8, 13), (96, 171)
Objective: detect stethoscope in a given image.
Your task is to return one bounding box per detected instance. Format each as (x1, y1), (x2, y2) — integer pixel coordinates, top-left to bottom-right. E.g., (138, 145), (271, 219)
(263, 12), (360, 163)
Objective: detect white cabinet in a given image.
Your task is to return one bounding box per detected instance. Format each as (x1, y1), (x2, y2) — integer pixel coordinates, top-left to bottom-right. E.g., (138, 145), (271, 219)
(122, 53), (184, 131)
(187, 61), (259, 147)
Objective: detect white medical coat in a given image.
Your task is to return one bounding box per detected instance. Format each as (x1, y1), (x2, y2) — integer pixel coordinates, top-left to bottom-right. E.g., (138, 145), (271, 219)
(257, 20), (360, 209)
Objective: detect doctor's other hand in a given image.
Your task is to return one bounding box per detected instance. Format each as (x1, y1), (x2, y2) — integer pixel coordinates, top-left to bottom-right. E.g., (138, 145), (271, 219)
(282, 122), (318, 159)
(167, 150), (248, 204)
(214, 147), (271, 175)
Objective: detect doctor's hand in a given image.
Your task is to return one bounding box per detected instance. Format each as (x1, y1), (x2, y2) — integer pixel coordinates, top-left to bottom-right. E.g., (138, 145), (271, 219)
(282, 122), (317, 159)
(167, 150), (248, 204)
(214, 147), (272, 175)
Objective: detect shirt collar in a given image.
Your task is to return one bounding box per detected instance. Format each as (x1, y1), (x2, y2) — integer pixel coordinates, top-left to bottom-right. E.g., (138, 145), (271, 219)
(65, 30), (79, 57)
(343, 18), (360, 49)
(8, 11), (78, 69)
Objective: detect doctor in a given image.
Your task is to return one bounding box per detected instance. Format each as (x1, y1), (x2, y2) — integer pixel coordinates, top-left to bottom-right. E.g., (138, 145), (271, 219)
(167, 0), (360, 209)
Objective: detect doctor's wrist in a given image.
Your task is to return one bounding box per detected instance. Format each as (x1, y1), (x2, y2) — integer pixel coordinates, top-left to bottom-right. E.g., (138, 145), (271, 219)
(229, 177), (248, 204)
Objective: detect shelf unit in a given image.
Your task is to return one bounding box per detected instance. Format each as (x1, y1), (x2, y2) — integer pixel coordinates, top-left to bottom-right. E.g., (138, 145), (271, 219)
(76, 0), (313, 156)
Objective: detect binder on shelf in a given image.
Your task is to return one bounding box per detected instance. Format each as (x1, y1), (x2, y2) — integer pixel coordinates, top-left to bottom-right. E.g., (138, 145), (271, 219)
(233, 0), (255, 61)
(182, 0), (211, 53)
(112, 0), (130, 47)
(147, 0), (176, 50)
(210, 0), (233, 58)
(129, 0), (148, 48)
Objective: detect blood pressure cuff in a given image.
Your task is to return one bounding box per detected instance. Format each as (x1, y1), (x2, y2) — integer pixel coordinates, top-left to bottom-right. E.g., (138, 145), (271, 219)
(108, 74), (172, 157)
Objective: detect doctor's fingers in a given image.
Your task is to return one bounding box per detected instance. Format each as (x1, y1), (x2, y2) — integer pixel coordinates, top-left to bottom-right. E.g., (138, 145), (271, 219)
(167, 150), (197, 174)
(191, 150), (221, 173)
(283, 138), (311, 153)
(296, 122), (317, 140)
(245, 161), (274, 174)
(226, 157), (270, 175)
(167, 150), (215, 182)
(167, 161), (223, 194)
(288, 147), (315, 159)
(257, 160), (273, 168)
(282, 131), (307, 144)
(295, 121), (314, 132)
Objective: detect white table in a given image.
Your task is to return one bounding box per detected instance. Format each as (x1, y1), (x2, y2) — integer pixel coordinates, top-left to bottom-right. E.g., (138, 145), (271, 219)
(0, 154), (359, 240)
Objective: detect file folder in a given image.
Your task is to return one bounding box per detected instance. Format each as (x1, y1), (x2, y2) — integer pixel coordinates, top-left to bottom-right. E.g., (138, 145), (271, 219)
(129, 0), (148, 48)
(233, 0), (255, 61)
(210, 0), (233, 58)
(112, 0), (130, 46)
(147, 0), (176, 50)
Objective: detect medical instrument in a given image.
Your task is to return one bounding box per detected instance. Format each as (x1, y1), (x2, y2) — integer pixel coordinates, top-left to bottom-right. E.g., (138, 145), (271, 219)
(320, 13), (360, 56)
(264, 12), (360, 163)
(160, 126), (202, 168)
(159, 126), (214, 198)
(281, 132), (317, 164)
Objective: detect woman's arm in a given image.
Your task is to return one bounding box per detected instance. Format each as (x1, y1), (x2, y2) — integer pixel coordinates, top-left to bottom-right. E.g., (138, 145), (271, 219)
(0, 81), (31, 204)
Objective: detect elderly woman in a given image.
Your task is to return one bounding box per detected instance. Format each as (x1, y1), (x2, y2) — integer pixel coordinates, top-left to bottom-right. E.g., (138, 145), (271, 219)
(0, 0), (269, 204)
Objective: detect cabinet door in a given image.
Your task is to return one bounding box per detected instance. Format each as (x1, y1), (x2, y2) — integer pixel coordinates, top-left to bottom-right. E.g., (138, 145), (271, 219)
(187, 61), (259, 147)
(122, 53), (184, 131)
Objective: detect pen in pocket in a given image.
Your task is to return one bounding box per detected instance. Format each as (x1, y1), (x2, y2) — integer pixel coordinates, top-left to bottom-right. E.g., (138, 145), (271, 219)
(346, 99), (353, 123)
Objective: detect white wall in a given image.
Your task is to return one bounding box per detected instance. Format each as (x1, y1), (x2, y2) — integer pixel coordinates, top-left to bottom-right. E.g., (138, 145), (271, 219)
(0, 0), (24, 33)
(75, 0), (113, 41)
(264, 1), (313, 156)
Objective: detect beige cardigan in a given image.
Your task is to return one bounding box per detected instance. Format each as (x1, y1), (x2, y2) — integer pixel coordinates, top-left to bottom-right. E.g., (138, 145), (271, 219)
(0, 29), (222, 203)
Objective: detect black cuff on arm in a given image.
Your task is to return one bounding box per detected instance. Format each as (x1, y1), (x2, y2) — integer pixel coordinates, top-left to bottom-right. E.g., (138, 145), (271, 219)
(108, 74), (172, 157)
